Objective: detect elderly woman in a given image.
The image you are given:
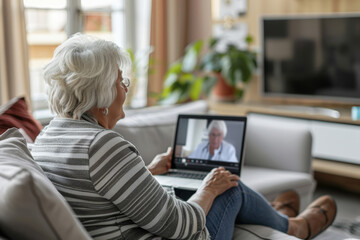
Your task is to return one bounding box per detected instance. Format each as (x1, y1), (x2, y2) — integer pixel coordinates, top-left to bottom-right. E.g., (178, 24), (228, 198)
(31, 33), (336, 240)
(189, 120), (237, 162)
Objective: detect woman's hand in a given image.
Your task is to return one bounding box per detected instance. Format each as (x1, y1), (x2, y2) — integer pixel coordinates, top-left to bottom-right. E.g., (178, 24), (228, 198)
(188, 167), (240, 215)
(199, 167), (240, 197)
(147, 147), (172, 175)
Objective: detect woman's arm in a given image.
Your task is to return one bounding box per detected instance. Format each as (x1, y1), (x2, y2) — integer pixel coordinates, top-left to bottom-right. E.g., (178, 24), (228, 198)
(89, 131), (208, 239)
(146, 146), (240, 215)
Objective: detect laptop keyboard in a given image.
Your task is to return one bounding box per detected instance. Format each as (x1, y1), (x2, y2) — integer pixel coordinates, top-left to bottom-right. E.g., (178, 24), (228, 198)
(168, 172), (207, 180)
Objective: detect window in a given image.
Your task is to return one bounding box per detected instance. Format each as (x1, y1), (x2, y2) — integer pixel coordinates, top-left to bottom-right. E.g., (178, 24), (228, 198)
(24, 0), (151, 111)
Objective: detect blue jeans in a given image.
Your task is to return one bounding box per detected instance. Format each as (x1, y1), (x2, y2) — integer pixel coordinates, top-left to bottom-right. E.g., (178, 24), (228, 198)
(206, 181), (289, 240)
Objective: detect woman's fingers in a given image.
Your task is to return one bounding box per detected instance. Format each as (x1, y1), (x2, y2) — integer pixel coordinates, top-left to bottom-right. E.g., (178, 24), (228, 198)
(208, 168), (238, 179)
(165, 147), (173, 157)
(229, 174), (240, 181)
(213, 168), (239, 179)
(202, 167), (240, 195)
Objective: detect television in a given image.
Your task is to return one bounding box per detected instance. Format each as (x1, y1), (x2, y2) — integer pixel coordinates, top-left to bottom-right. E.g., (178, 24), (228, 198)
(261, 14), (360, 104)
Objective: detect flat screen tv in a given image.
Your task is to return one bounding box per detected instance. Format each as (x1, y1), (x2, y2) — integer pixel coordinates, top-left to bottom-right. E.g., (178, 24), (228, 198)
(261, 14), (360, 104)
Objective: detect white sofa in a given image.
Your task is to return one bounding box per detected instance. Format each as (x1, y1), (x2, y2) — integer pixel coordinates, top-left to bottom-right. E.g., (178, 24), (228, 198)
(0, 100), (315, 240)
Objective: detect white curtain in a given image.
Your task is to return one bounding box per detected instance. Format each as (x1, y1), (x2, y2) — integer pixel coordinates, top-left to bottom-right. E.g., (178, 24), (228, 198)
(0, 0), (30, 106)
(126, 0), (152, 108)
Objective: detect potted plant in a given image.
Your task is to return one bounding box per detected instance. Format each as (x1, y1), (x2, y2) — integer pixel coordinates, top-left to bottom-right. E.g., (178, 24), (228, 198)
(158, 37), (257, 104)
(200, 37), (257, 101)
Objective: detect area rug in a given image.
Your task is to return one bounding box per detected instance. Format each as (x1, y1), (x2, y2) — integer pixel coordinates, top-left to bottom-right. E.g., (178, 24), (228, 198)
(314, 217), (360, 240)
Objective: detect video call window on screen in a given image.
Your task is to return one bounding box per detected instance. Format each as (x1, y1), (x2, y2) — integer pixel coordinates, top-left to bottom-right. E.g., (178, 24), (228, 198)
(173, 118), (245, 170)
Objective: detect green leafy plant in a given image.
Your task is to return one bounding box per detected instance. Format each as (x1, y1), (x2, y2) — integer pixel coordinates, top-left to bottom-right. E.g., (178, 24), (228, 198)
(200, 37), (257, 99)
(158, 41), (209, 105)
(158, 37), (257, 104)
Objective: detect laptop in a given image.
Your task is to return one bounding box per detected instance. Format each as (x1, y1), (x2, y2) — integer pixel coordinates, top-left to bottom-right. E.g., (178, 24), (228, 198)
(154, 114), (247, 191)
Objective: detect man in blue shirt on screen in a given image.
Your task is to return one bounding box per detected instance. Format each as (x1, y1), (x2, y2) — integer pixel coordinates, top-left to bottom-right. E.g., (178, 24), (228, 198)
(189, 120), (237, 163)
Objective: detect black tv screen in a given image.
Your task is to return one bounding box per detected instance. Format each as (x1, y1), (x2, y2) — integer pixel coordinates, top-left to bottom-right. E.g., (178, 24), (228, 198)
(262, 14), (360, 103)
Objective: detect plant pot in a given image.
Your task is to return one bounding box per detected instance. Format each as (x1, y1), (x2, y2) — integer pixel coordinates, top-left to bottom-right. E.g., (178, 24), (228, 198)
(210, 73), (236, 102)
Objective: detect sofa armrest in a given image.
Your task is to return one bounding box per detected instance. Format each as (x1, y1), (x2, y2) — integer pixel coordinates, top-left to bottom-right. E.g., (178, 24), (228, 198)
(244, 113), (312, 174)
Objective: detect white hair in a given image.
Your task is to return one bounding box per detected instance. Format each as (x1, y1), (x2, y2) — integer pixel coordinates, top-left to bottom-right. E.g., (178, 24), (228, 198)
(43, 33), (132, 119)
(207, 120), (227, 137)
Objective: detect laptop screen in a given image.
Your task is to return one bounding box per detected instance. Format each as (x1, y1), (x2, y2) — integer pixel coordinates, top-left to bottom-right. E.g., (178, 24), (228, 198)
(172, 114), (247, 175)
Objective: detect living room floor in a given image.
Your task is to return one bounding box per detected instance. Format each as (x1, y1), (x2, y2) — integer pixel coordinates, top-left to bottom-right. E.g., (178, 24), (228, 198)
(312, 184), (360, 240)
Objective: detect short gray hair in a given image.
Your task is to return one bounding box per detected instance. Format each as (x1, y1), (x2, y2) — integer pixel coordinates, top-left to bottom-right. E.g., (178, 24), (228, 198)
(43, 33), (132, 119)
(207, 120), (227, 137)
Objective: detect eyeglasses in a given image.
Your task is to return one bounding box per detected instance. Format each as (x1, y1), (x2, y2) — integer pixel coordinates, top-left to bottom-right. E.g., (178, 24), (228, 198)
(121, 78), (131, 88)
(209, 133), (223, 138)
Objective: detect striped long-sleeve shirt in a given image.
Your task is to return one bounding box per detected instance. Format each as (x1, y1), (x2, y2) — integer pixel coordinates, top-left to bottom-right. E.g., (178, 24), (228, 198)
(31, 117), (209, 240)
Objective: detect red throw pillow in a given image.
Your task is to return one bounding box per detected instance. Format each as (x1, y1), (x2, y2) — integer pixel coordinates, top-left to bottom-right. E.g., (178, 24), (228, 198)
(0, 97), (42, 142)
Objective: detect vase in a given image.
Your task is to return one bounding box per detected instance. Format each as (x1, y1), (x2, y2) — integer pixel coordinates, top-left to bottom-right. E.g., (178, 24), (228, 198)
(210, 72), (236, 102)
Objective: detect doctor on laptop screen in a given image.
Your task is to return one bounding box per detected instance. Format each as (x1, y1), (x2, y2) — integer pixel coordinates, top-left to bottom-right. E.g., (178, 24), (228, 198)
(173, 117), (244, 173)
(188, 120), (237, 162)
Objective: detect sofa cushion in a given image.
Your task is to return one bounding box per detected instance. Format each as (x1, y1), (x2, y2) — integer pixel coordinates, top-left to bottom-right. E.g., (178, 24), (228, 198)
(245, 113), (312, 173)
(0, 128), (91, 240)
(0, 97), (42, 142)
(241, 166), (316, 210)
(233, 224), (300, 240)
(114, 100), (208, 164)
